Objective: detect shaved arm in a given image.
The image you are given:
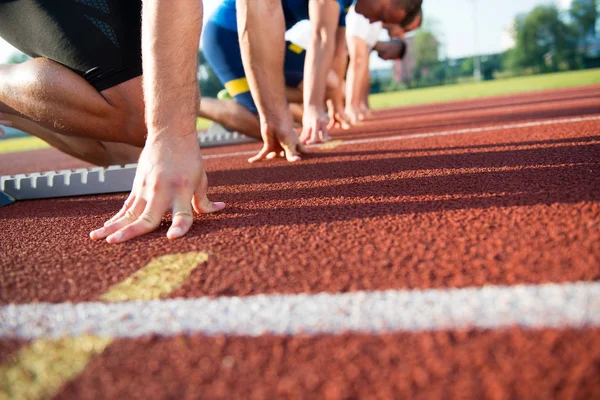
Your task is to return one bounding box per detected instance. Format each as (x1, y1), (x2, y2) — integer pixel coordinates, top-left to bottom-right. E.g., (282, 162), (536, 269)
(236, 0), (290, 128)
(236, 0), (305, 162)
(304, 0), (340, 112)
(346, 34), (369, 113)
(331, 27), (349, 82)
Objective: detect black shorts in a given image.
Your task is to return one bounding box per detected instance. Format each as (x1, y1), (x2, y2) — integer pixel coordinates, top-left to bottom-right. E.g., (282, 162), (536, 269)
(0, 0), (142, 91)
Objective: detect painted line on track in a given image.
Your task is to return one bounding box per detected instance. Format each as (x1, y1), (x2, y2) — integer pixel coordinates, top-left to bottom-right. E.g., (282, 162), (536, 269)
(203, 115), (600, 160)
(1, 282), (598, 341)
(0, 252), (208, 400)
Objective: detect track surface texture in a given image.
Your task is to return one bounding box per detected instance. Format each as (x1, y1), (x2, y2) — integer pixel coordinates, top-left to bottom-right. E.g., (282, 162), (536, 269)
(1, 86), (599, 399)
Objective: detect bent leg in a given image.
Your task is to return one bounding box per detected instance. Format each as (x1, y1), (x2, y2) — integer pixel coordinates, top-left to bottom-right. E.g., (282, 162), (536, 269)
(0, 59), (146, 147)
(2, 111), (141, 166)
(198, 98), (261, 140)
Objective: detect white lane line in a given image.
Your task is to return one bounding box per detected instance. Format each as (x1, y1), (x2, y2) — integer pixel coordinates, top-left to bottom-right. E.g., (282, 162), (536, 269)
(1, 282), (598, 340)
(203, 115), (600, 160)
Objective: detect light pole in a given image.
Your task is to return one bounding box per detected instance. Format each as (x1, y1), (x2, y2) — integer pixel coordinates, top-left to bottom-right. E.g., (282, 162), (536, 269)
(471, 0), (482, 82)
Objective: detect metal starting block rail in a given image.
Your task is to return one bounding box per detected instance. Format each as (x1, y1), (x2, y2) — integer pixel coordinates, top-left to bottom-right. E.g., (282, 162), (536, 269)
(0, 164), (137, 206)
(0, 124), (257, 206)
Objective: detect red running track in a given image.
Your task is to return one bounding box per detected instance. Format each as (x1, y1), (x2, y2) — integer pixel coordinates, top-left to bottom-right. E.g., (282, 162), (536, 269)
(1, 86), (599, 398)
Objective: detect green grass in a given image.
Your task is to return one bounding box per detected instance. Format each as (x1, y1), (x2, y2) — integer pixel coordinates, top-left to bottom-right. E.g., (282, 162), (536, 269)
(369, 68), (600, 109)
(0, 136), (50, 154)
(1, 68), (598, 154)
(196, 117), (211, 131)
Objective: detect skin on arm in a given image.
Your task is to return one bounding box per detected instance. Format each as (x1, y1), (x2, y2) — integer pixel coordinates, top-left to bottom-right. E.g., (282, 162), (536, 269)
(236, 0), (305, 163)
(345, 34), (369, 124)
(299, 0), (340, 144)
(90, 0), (224, 244)
(326, 27), (351, 130)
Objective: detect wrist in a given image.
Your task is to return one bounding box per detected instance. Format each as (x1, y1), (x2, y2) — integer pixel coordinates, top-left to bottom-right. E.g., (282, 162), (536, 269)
(146, 125), (198, 145)
(304, 104), (326, 115)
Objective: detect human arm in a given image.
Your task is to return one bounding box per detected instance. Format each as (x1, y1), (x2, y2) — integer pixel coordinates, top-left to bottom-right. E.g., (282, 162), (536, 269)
(236, 0), (305, 162)
(90, 0), (224, 244)
(299, 0), (340, 144)
(326, 27), (351, 130)
(345, 34), (369, 124)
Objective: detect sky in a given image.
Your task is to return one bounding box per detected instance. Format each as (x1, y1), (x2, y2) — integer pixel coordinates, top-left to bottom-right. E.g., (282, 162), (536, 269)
(0, 0), (574, 65)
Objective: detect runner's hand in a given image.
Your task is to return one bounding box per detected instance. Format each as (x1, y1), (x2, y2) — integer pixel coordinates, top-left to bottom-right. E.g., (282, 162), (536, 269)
(90, 133), (224, 243)
(299, 106), (330, 144)
(327, 99), (351, 130)
(345, 107), (365, 125)
(249, 119), (306, 163)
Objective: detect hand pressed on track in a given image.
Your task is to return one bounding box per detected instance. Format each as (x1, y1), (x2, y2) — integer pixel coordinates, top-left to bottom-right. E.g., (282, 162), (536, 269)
(248, 120), (307, 163)
(327, 100), (351, 130)
(299, 106), (330, 145)
(90, 133), (225, 244)
(345, 107), (365, 126)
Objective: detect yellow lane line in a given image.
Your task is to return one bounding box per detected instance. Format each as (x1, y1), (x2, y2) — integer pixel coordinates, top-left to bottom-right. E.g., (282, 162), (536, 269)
(101, 252), (209, 302)
(319, 140), (344, 150)
(0, 252), (208, 400)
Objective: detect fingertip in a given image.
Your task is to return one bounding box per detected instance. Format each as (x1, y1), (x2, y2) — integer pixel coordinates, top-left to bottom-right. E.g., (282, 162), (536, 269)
(213, 201), (226, 211)
(106, 231), (123, 244)
(167, 227), (183, 240)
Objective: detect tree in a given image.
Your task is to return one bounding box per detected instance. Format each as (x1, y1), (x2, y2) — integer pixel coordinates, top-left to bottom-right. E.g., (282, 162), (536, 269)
(511, 5), (578, 72)
(7, 52), (30, 64)
(413, 30), (440, 71)
(569, 0), (599, 54)
(197, 49), (224, 98)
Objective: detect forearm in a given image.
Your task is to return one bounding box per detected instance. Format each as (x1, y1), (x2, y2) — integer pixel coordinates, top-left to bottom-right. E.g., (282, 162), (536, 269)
(141, 0), (202, 139)
(346, 36), (369, 109)
(331, 28), (348, 83)
(304, 0), (339, 112)
(304, 30), (336, 111)
(236, 0), (289, 126)
(361, 72), (371, 107)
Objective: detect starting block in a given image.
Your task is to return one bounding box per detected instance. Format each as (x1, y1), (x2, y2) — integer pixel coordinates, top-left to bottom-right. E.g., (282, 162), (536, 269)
(199, 123), (258, 147)
(0, 164), (137, 206)
(0, 126), (257, 206)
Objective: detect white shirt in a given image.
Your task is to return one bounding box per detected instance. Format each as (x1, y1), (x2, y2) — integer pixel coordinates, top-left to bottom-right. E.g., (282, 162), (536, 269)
(285, 20), (312, 50)
(345, 6), (383, 48)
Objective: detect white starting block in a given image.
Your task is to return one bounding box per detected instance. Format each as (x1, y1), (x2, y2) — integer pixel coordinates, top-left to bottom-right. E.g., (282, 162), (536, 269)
(199, 123), (258, 147)
(0, 164), (137, 205)
(0, 124), (257, 206)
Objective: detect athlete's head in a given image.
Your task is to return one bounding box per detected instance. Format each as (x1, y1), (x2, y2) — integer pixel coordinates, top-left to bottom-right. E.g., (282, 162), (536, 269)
(384, 9), (422, 38)
(376, 38), (407, 60)
(354, 0), (423, 26)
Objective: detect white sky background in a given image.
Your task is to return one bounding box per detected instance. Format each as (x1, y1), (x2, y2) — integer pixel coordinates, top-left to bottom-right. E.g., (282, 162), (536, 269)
(0, 0), (574, 67)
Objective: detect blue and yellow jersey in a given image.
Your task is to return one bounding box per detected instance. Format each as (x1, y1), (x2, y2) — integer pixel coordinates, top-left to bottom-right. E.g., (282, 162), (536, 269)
(211, 0), (354, 31)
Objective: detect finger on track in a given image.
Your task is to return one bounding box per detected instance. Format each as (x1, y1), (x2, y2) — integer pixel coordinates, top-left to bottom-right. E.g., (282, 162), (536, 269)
(106, 194), (170, 244)
(248, 145), (272, 163)
(90, 197), (146, 240)
(192, 171), (225, 214)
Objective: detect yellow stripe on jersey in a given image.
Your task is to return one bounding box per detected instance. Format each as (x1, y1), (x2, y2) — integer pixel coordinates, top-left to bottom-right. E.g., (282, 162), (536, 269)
(288, 43), (305, 54)
(224, 77), (251, 97)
